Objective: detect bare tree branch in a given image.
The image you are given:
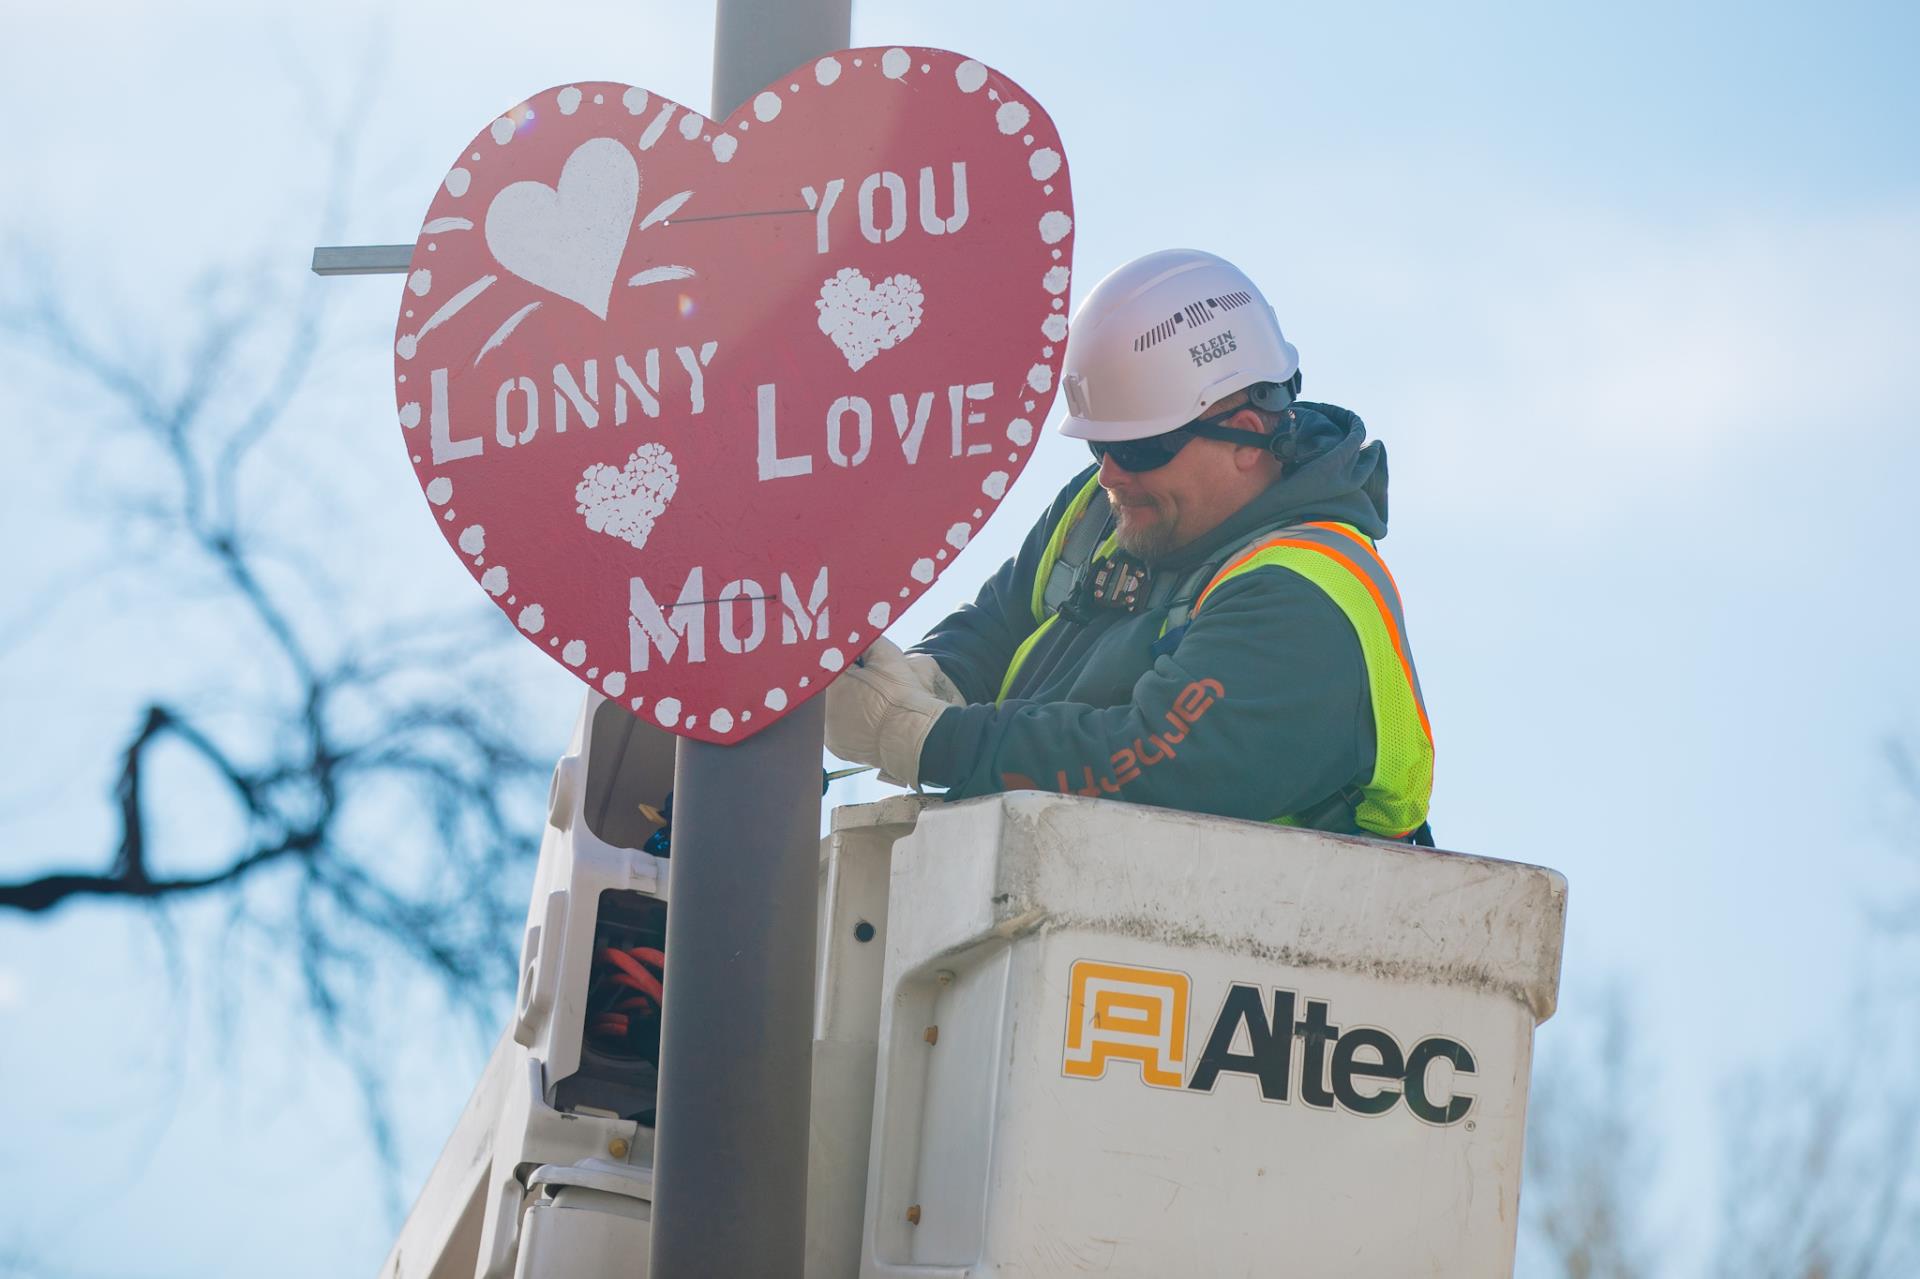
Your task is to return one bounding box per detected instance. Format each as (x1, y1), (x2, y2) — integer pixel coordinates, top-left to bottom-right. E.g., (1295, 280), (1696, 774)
(0, 47), (551, 1201)
(1523, 985), (1659, 1279)
(1711, 987), (1920, 1279)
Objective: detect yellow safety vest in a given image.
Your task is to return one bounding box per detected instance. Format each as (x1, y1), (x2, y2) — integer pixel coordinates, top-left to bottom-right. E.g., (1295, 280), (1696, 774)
(998, 476), (1434, 839)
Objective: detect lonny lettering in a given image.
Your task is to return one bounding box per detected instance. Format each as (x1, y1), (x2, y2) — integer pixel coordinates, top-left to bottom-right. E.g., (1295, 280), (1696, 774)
(426, 341), (718, 465)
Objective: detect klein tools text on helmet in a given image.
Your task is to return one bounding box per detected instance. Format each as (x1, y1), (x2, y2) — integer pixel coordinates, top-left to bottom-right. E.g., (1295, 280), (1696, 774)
(1059, 248), (1301, 443)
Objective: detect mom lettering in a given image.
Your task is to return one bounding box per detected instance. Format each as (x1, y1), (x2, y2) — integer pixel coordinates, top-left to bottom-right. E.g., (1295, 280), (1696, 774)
(629, 565), (830, 671)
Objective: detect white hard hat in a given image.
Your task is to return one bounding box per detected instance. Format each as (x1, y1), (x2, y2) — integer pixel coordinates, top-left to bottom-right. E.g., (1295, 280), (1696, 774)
(1057, 249), (1301, 443)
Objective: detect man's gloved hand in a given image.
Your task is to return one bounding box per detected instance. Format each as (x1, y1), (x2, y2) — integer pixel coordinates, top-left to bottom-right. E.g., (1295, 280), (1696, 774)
(901, 649), (966, 707)
(825, 638), (951, 788)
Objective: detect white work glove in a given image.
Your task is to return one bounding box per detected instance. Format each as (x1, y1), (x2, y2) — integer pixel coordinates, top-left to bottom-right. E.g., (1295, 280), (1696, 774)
(901, 649), (966, 707)
(825, 638), (951, 789)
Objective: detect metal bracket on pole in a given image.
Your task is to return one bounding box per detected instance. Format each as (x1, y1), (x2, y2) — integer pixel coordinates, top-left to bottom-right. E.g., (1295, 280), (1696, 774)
(310, 245), (413, 276)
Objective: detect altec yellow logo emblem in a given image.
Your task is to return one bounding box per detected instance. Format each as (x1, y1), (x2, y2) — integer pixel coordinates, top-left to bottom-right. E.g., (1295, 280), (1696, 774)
(1060, 959), (1477, 1125)
(1061, 960), (1192, 1087)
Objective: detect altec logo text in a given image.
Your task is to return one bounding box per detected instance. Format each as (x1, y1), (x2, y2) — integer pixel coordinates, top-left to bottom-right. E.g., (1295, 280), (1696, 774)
(1060, 959), (1477, 1125)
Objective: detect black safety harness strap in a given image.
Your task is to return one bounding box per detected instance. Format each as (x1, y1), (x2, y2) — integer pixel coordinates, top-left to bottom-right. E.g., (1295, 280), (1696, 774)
(1038, 487), (1115, 620)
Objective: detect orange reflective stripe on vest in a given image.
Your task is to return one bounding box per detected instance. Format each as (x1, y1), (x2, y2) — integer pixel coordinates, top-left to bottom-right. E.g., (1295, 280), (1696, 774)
(1196, 523), (1434, 837)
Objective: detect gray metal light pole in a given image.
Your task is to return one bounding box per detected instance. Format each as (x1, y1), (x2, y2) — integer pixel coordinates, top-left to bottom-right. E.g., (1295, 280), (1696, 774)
(645, 9), (852, 1277)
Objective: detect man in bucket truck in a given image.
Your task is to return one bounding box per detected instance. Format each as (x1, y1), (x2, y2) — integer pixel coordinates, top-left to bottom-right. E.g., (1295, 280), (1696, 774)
(826, 248), (1435, 843)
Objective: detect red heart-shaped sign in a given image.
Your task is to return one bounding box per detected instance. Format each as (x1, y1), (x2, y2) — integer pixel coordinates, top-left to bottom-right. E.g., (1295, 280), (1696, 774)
(395, 49), (1072, 742)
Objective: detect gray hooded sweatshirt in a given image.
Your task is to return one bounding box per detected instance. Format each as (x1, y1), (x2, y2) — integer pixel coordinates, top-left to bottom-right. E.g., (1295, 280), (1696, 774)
(913, 402), (1408, 834)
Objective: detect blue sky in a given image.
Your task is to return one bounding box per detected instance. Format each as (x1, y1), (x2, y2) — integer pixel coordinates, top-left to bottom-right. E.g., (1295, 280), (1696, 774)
(2, 1), (1916, 1273)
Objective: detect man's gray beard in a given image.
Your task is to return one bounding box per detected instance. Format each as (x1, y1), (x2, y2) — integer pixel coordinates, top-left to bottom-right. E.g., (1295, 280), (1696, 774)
(1113, 511), (1177, 562)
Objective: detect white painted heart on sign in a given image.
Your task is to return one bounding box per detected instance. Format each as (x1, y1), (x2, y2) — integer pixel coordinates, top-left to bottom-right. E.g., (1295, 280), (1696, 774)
(575, 443), (679, 551)
(485, 136), (639, 319)
(816, 267), (924, 371)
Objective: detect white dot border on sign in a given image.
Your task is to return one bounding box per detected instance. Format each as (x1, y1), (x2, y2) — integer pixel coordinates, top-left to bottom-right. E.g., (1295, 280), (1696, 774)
(403, 61), (1070, 742)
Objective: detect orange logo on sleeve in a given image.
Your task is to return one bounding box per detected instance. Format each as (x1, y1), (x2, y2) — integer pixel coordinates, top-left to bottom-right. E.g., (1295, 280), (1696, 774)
(1037, 677), (1225, 798)
(1061, 960), (1191, 1089)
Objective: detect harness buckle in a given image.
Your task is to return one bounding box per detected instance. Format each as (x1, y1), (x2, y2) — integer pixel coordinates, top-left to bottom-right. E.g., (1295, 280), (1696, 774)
(1065, 551), (1153, 621)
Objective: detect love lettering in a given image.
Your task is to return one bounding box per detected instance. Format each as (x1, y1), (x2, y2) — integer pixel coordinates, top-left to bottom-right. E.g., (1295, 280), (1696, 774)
(756, 381), (997, 478)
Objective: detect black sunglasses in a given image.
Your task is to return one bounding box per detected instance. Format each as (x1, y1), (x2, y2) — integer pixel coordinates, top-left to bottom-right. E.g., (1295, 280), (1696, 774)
(1088, 411), (1275, 473)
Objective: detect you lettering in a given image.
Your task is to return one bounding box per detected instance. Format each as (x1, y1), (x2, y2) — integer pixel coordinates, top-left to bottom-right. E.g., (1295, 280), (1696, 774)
(801, 163), (970, 255)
